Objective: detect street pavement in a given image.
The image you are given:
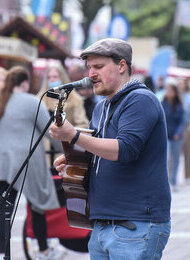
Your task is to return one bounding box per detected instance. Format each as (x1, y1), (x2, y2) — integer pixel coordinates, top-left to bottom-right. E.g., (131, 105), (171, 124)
(10, 195), (90, 260)
(162, 182), (190, 260)
(9, 172), (190, 259)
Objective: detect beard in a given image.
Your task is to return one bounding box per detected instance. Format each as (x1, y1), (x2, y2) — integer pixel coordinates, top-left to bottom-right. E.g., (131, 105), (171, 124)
(93, 82), (108, 96)
(94, 87), (108, 96)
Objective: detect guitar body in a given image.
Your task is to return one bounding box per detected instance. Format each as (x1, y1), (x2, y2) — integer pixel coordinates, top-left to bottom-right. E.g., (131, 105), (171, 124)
(61, 128), (94, 230)
(55, 96), (94, 229)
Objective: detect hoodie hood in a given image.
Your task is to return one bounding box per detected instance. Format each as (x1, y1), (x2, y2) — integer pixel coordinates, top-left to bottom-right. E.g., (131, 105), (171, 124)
(109, 79), (149, 105)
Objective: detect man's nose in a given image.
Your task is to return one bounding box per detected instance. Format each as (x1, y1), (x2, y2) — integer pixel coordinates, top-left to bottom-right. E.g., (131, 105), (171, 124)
(89, 68), (97, 78)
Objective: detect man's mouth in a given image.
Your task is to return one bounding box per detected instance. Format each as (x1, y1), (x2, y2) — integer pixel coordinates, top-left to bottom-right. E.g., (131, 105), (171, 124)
(93, 80), (102, 87)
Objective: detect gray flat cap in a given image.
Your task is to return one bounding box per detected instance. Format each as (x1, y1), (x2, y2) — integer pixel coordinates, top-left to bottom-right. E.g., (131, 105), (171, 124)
(80, 38), (132, 64)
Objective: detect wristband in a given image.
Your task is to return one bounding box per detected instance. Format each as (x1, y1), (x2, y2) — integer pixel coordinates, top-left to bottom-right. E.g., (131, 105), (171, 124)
(70, 130), (80, 145)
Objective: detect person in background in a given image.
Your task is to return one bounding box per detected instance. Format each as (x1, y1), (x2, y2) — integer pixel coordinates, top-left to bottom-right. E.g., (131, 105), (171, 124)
(77, 84), (97, 121)
(39, 62), (88, 128)
(162, 83), (185, 191)
(67, 62), (97, 120)
(67, 61), (86, 82)
(177, 78), (190, 182)
(143, 75), (155, 93)
(38, 62), (89, 169)
(50, 38), (171, 260)
(0, 67), (8, 91)
(155, 75), (165, 102)
(0, 66), (65, 260)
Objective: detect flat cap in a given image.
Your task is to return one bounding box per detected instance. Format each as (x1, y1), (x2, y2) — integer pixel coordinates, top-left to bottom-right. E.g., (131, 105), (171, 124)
(80, 38), (132, 64)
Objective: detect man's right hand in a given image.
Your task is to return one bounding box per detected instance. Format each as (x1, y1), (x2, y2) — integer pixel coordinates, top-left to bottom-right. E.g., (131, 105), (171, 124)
(54, 154), (66, 176)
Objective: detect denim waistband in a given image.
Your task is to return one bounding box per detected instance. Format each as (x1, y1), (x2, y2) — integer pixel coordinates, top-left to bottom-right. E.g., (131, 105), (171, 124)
(94, 219), (137, 230)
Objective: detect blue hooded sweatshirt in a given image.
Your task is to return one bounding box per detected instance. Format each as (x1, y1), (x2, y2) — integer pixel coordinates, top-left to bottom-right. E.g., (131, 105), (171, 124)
(89, 80), (171, 223)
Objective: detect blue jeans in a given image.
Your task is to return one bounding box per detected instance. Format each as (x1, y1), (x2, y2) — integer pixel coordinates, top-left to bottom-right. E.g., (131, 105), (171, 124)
(88, 220), (171, 260)
(168, 139), (183, 186)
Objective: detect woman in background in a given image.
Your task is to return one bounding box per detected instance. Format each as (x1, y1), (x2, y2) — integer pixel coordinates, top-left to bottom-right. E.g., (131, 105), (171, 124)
(162, 83), (185, 191)
(177, 78), (190, 182)
(38, 62), (89, 127)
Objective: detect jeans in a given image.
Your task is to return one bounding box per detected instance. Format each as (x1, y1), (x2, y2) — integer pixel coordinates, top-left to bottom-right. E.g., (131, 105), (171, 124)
(168, 139), (183, 186)
(88, 220), (171, 260)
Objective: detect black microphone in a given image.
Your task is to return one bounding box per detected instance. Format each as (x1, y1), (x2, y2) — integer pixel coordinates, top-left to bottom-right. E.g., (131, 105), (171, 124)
(49, 77), (93, 92)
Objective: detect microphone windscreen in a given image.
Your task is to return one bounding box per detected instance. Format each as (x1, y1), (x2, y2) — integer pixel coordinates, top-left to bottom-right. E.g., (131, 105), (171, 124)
(81, 77), (93, 89)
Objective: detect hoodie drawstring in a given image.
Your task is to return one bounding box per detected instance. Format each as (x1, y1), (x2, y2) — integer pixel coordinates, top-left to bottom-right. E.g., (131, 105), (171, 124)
(95, 102), (111, 176)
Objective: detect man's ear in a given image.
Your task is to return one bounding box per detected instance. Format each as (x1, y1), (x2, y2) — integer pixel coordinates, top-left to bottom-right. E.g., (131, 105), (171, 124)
(118, 59), (127, 74)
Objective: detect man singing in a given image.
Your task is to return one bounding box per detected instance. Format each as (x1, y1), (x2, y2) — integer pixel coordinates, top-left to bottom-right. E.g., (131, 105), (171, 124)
(50, 38), (171, 260)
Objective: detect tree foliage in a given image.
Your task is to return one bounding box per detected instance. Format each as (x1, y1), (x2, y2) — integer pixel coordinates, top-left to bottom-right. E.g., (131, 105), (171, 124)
(178, 27), (190, 61)
(113, 0), (176, 46)
(112, 0), (190, 60)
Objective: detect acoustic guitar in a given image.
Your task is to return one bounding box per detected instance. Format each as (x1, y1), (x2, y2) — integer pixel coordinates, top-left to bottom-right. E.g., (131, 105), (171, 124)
(55, 94), (94, 230)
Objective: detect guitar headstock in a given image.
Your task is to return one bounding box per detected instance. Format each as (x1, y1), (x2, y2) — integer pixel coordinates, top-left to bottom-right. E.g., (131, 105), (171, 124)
(55, 97), (66, 127)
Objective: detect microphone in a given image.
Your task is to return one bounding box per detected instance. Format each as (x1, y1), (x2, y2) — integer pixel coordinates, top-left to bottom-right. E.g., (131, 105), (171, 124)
(49, 77), (93, 92)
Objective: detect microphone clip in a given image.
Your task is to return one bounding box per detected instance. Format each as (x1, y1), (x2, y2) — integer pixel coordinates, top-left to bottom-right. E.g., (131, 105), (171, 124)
(46, 91), (60, 99)
(46, 88), (73, 100)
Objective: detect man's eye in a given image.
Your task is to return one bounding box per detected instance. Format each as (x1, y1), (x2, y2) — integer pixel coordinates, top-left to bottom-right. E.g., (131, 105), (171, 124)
(96, 65), (103, 69)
